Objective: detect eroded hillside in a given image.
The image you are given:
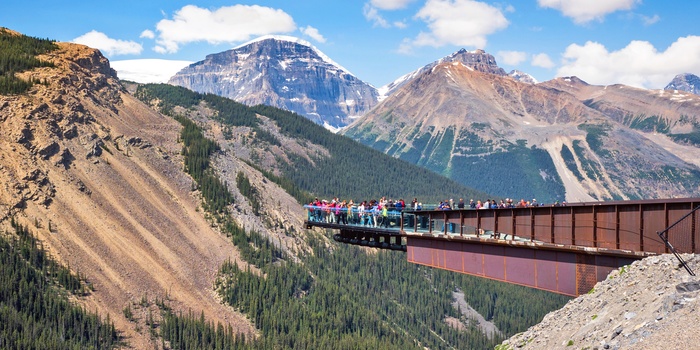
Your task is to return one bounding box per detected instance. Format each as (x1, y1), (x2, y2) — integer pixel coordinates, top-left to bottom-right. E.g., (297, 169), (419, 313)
(0, 38), (257, 348)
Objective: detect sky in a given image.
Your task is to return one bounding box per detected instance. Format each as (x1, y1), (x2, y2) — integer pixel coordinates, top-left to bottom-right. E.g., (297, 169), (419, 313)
(2, 1), (700, 89)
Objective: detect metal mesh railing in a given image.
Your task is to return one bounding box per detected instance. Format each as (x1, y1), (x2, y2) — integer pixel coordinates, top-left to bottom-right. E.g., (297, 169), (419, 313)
(657, 205), (699, 276)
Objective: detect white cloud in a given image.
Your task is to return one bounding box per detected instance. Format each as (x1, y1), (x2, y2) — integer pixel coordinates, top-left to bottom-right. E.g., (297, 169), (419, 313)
(153, 5), (296, 53)
(538, 0), (640, 24)
(640, 14), (660, 26)
(405, 0), (509, 51)
(557, 36), (700, 89)
(140, 30), (155, 39)
(364, 2), (412, 28)
(498, 51), (527, 65)
(301, 26), (326, 43)
(72, 30), (142, 56)
(393, 20), (408, 29)
(111, 59), (192, 83)
(531, 53), (555, 68)
(370, 0), (415, 10)
(364, 3), (391, 28)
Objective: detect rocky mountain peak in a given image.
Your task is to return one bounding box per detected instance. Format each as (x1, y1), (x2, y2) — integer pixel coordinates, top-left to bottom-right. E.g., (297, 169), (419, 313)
(347, 57), (700, 203)
(169, 35), (379, 129)
(379, 48), (507, 98)
(508, 69), (538, 84)
(445, 48), (507, 76)
(232, 35), (349, 74)
(665, 73), (700, 95)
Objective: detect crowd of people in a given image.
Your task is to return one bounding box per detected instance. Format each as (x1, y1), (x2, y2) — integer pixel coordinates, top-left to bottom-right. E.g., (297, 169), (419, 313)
(305, 196), (567, 227)
(437, 197), (566, 210)
(305, 197), (414, 228)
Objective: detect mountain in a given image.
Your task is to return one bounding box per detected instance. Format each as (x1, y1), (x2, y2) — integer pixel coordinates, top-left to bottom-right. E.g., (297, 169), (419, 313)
(343, 54), (700, 203)
(539, 76), (700, 148)
(665, 73), (700, 95)
(168, 35), (378, 130)
(378, 48), (507, 99)
(508, 69), (537, 84)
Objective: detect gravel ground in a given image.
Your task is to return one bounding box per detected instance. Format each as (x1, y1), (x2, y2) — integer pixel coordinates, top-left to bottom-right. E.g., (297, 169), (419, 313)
(500, 254), (700, 350)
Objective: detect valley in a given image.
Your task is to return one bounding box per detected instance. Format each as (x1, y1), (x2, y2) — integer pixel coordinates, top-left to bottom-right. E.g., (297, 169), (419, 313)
(2, 25), (700, 349)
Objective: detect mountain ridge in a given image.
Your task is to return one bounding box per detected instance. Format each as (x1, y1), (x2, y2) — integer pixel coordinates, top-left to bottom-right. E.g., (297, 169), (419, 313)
(378, 48), (508, 99)
(343, 60), (700, 202)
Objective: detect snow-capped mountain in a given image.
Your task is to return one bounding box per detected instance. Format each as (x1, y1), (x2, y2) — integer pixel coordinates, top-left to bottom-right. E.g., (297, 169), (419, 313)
(508, 69), (538, 84)
(665, 73), (700, 95)
(378, 49), (507, 99)
(168, 35), (379, 129)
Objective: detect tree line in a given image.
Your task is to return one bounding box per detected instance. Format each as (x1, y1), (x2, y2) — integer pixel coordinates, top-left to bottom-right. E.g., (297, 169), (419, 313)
(0, 29), (56, 94)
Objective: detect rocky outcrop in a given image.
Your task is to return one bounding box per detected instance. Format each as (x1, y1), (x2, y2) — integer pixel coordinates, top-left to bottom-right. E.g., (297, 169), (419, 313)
(168, 36), (379, 129)
(665, 73), (700, 95)
(501, 254), (700, 349)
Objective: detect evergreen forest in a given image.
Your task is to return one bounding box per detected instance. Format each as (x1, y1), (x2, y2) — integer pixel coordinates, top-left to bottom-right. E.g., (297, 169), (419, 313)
(0, 220), (119, 349)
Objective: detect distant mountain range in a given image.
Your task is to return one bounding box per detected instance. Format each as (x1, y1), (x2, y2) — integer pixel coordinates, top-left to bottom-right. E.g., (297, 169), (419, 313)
(342, 56), (700, 202)
(168, 35), (378, 130)
(167, 35), (700, 202)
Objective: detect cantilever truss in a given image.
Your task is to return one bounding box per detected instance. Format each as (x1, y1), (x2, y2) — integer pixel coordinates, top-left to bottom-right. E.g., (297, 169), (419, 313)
(657, 205), (699, 276)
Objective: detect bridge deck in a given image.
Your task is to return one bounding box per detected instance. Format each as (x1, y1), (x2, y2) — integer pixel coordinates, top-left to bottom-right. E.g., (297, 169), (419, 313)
(305, 220), (655, 259)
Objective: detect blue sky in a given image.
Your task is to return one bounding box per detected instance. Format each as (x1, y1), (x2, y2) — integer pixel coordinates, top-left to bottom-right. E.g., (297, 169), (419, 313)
(3, 1), (699, 89)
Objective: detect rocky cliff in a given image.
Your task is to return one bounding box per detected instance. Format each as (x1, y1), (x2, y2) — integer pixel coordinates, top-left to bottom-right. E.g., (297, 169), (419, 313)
(0, 33), (264, 348)
(501, 254), (700, 349)
(168, 36), (379, 129)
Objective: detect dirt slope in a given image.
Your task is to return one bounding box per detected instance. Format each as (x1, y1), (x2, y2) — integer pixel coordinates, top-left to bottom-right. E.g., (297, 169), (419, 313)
(501, 254), (700, 349)
(0, 41), (255, 348)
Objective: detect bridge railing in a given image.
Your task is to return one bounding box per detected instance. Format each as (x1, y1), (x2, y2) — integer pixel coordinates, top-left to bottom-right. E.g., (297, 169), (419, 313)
(405, 199), (700, 254)
(306, 199), (700, 255)
(304, 205), (404, 229)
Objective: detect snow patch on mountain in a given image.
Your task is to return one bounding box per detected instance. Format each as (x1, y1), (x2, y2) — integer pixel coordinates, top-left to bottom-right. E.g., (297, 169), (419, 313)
(237, 35), (354, 76)
(509, 69), (538, 84)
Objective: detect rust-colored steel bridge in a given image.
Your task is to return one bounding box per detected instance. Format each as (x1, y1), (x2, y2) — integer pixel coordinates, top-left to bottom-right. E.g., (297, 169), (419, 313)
(305, 198), (700, 296)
